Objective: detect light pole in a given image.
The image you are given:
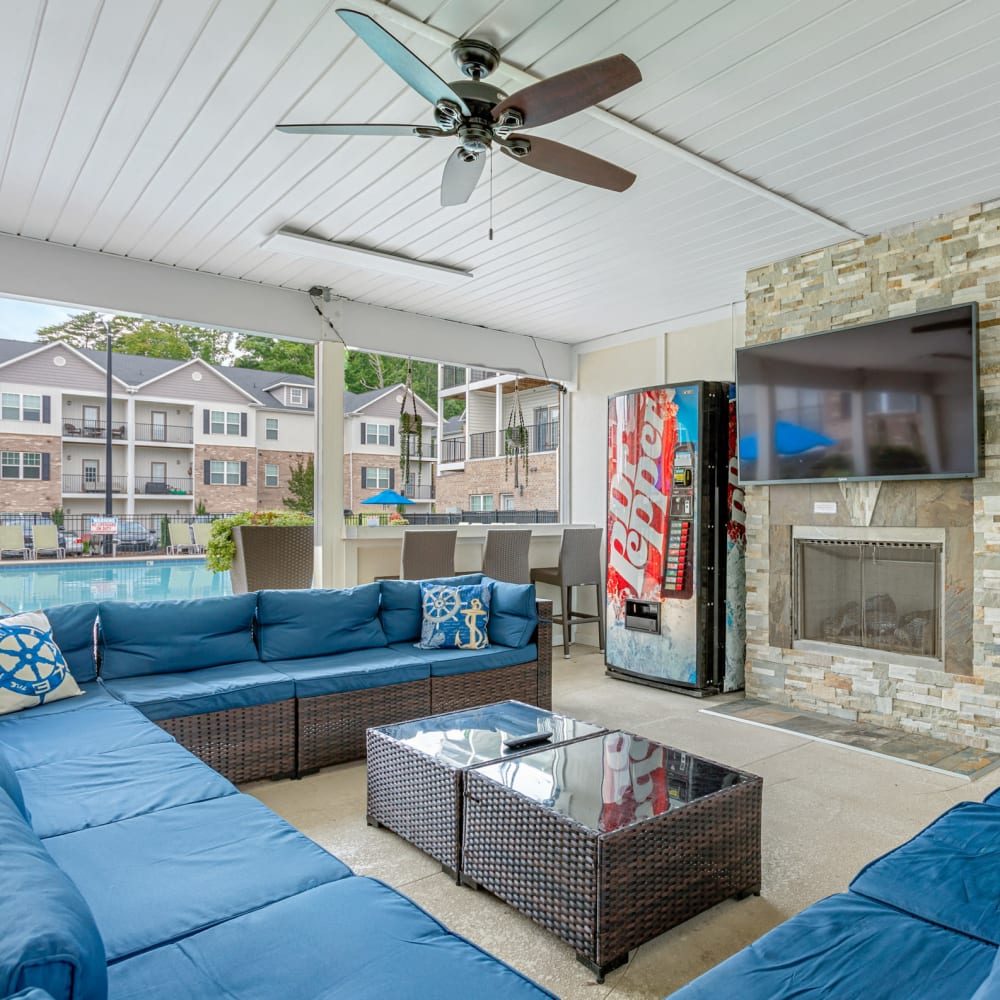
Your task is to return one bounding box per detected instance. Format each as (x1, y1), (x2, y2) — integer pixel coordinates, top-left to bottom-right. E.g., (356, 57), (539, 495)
(100, 316), (114, 554)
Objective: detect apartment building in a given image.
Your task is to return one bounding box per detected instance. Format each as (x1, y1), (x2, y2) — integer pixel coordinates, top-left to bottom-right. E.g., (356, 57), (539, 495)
(435, 366), (561, 514)
(0, 338), (436, 517)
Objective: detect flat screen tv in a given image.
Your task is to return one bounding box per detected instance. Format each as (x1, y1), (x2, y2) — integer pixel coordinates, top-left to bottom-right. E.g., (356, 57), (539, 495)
(735, 304), (979, 485)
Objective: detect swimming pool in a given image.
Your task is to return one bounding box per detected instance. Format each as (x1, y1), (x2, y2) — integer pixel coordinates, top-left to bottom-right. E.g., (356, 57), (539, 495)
(0, 558), (232, 612)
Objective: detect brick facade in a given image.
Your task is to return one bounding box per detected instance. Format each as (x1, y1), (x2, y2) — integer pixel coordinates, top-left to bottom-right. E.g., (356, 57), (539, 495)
(744, 199), (1000, 751)
(435, 453), (558, 512)
(195, 444), (256, 514)
(344, 452), (399, 511)
(0, 433), (62, 512)
(255, 450), (310, 510)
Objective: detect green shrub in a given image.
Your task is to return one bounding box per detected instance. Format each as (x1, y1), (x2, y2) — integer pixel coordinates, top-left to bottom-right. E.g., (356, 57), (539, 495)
(204, 510), (314, 573)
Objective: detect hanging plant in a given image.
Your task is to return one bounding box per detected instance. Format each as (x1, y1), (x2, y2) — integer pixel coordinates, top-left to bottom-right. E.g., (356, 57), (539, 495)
(399, 360), (423, 493)
(504, 377), (529, 487)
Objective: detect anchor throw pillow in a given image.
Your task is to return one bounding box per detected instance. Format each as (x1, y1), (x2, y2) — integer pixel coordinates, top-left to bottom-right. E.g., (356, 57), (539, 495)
(0, 611), (83, 716)
(417, 583), (492, 651)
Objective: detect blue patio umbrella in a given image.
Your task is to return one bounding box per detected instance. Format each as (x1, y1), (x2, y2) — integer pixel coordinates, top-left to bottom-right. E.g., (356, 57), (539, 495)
(740, 421), (835, 461)
(361, 489), (414, 506)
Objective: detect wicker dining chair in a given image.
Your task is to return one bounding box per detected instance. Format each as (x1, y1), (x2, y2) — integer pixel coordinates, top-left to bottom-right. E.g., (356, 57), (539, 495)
(400, 529), (457, 580)
(530, 527), (605, 658)
(482, 529), (532, 584)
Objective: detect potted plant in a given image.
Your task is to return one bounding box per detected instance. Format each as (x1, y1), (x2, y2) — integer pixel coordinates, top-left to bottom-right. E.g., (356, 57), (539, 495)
(205, 510), (314, 594)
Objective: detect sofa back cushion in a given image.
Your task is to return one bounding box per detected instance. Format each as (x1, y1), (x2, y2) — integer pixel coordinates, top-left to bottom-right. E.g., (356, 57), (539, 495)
(256, 585), (387, 661)
(0, 747), (28, 821)
(483, 579), (538, 648)
(98, 595), (258, 679)
(380, 574), (484, 644)
(0, 788), (107, 1000)
(43, 604), (98, 683)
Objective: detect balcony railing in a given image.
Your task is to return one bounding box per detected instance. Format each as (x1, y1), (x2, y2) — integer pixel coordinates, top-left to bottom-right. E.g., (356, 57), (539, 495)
(469, 368), (498, 382)
(441, 365), (467, 389)
(401, 483), (435, 500)
(62, 421), (127, 440)
(440, 438), (466, 463)
(466, 421), (559, 462)
(134, 421), (194, 444)
(469, 430), (496, 459)
(134, 478), (193, 495)
(404, 439), (437, 459)
(62, 474), (129, 494)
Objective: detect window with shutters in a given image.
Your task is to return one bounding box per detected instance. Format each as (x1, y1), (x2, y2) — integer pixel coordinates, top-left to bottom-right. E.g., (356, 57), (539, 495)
(363, 467), (391, 489)
(363, 422), (391, 445)
(265, 417), (278, 441)
(209, 460), (242, 485)
(209, 410), (243, 435)
(264, 463), (279, 487)
(1, 392), (41, 421)
(1, 451), (42, 479)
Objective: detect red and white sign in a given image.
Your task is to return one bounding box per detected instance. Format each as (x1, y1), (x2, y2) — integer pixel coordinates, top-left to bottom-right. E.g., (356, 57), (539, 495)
(89, 516), (118, 535)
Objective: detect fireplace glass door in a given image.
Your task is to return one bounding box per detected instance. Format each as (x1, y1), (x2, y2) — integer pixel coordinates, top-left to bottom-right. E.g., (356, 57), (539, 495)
(795, 540), (941, 658)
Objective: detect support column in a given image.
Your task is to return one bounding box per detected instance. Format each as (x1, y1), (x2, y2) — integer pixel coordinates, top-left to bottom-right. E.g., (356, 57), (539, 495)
(315, 340), (345, 588)
(125, 395), (136, 516)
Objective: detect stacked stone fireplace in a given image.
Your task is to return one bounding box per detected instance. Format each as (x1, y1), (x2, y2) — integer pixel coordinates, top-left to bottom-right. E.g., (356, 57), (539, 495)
(743, 201), (1000, 752)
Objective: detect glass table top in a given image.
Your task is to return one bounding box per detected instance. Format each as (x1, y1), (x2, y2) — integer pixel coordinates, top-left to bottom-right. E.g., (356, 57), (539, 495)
(471, 731), (748, 833)
(374, 701), (604, 769)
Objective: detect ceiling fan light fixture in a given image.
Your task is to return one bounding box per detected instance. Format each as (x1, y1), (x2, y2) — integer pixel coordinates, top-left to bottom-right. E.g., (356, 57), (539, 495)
(263, 229), (473, 286)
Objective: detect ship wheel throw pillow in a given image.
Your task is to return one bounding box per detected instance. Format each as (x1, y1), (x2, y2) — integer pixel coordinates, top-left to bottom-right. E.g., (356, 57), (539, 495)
(0, 611), (83, 715)
(418, 583), (491, 650)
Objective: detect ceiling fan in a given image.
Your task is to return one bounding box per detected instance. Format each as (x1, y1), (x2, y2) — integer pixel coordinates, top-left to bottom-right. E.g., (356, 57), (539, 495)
(277, 8), (642, 206)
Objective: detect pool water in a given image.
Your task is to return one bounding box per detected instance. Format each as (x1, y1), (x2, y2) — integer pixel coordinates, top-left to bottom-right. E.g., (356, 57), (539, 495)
(0, 558), (232, 612)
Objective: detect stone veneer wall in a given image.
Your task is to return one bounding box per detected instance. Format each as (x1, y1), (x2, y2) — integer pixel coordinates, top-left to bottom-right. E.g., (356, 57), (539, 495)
(744, 200), (1000, 752)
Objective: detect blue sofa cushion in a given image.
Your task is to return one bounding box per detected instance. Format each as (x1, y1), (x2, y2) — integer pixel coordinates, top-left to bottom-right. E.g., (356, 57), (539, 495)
(0, 697), (172, 769)
(390, 641), (538, 677)
(107, 876), (556, 1000)
(19, 741), (236, 839)
(0, 682), (114, 724)
(418, 583), (492, 650)
(98, 594), (257, 678)
(100, 660), (294, 721)
(0, 611), (84, 716)
(43, 603), (98, 683)
(43, 793), (351, 963)
(850, 802), (1000, 945)
(0, 788), (107, 1000)
(0, 746), (28, 821)
(268, 647), (429, 698)
(973, 948), (1000, 1000)
(256, 584), (387, 661)
(6, 989), (59, 999)
(483, 579), (538, 648)
(984, 786), (1000, 807)
(667, 891), (996, 1000)
(380, 574), (484, 644)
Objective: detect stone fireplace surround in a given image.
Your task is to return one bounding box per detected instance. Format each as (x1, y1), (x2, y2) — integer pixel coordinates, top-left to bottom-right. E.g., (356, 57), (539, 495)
(743, 201), (1000, 752)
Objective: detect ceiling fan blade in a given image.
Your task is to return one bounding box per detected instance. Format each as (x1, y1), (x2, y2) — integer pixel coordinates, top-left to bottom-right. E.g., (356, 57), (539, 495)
(337, 9), (470, 116)
(502, 135), (635, 192)
(441, 150), (485, 206)
(276, 122), (445, 137)
(492, 54), (641, 128)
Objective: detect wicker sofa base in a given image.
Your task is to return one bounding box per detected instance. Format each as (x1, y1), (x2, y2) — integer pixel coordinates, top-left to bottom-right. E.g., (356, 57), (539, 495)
(431, 663), (539, 715)
(297, 680), (432, 773)
(157, 699), (296, 784)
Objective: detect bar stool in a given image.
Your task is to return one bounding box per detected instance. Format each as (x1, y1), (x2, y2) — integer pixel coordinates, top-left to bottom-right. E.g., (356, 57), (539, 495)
(482, 529), (531, 584)
(400, 529), (457, 580)
(530, 527), (604, 658)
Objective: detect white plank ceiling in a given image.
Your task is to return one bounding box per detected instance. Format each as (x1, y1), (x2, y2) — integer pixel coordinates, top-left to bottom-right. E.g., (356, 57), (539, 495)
(1, 0), (997, 345)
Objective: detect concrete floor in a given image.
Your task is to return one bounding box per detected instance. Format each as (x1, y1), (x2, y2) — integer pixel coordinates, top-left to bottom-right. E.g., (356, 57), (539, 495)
(246, 647), (1000, 999)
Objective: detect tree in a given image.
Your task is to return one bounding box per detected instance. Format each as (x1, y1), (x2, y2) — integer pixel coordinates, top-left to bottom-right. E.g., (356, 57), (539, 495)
(36, 311), (236, 364)
(232, 336), (315, 377)
(344, 351), (439, 406)
(283, 457), (314, 513)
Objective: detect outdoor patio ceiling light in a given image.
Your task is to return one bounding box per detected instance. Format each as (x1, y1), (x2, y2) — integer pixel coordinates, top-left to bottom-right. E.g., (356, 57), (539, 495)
(263, 229), (473, 286)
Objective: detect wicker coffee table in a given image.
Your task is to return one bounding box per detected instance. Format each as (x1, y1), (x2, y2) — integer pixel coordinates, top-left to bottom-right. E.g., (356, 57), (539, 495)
(462, 731), (763, 981)
(366, 701), (605, 879)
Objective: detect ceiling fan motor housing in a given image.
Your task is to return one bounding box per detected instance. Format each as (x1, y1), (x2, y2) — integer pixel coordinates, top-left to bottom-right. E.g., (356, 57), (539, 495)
(451, 38), (501, 80)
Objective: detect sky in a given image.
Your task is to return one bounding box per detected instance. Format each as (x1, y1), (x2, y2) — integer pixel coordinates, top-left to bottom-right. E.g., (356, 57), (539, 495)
(0, 296), (80, 341)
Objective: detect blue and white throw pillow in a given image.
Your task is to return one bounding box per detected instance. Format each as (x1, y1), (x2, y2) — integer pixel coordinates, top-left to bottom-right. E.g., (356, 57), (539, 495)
(417, 583), (492, 650)
(0, 611), (83, 716)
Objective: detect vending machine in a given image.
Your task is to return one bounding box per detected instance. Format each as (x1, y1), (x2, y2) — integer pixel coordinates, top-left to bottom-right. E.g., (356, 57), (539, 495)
(606, 381), (745, 695)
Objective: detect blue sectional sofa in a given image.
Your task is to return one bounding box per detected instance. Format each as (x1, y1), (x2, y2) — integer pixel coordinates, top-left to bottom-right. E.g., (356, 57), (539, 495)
(668, 788), (1000, 999)
(0, 580), (557, 999)
(93, 576), (551, 781)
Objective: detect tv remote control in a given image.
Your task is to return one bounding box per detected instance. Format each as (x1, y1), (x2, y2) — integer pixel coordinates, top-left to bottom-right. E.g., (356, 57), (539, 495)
(503, 730), (553, 751)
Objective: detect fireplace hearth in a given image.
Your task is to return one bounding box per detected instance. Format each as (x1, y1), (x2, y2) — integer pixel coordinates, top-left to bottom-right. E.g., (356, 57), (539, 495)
(794, 536), (941, 661)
